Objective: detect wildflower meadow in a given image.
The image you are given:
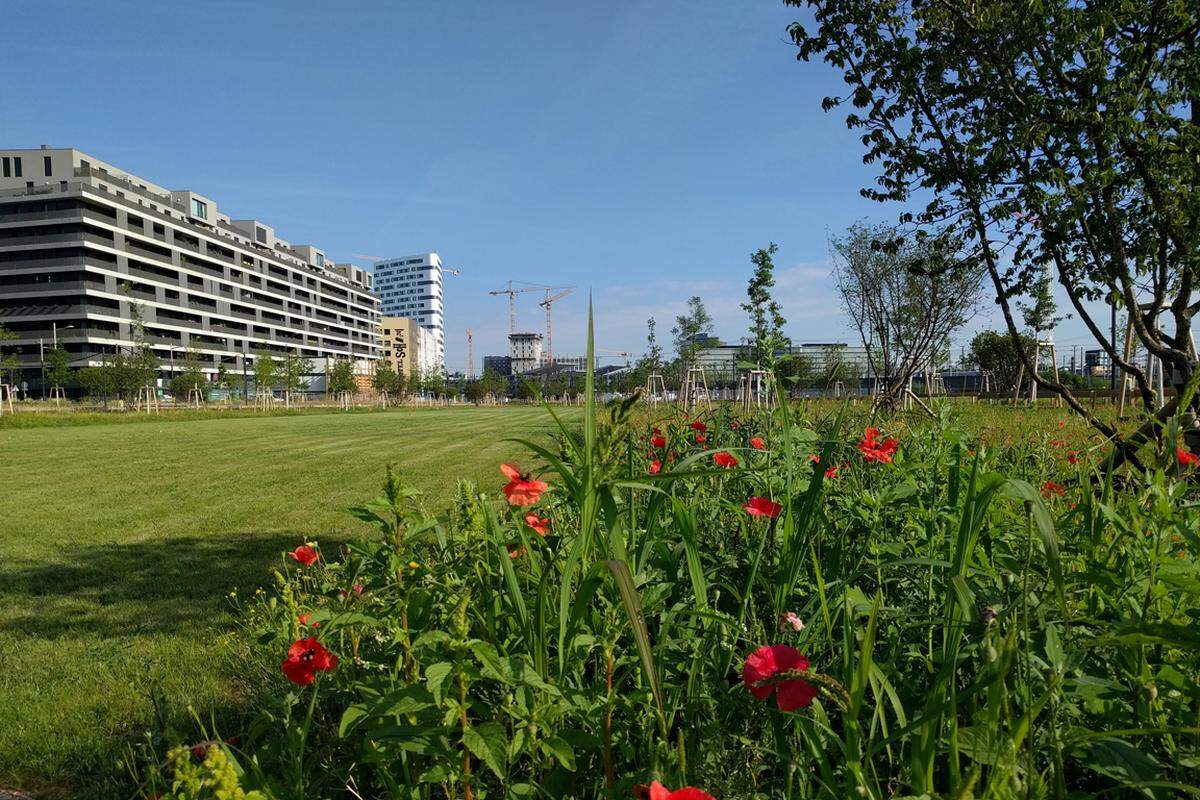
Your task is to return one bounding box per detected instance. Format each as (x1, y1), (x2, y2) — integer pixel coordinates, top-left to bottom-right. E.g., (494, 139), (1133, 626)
(130, 334), (1200, 799)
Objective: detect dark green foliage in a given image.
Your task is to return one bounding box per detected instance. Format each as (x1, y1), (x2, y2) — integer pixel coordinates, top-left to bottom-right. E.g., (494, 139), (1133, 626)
(742, 243), (789, 365)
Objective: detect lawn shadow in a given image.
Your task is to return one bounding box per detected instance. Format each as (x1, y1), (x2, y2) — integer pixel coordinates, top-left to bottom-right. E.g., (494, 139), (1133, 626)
(0, 530), (316, 639)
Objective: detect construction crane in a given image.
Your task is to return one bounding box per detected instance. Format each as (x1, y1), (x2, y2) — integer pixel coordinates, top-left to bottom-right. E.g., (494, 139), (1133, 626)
(597, 348), (632, 367)
(489, 281), (550, 335)
(538, 287), (575, 367)
(466, 328), (475, 380)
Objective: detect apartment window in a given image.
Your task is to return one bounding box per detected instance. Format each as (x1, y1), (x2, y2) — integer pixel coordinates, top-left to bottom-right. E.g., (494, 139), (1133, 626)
(1, 157), (8, 177)
(13, 157), (22, 177)
(255, 226), (267, 244)
(191, 198), (208, 219)
(315, 253), (324, 267)
(80, 159), (90, 169)
(43, 156), (52, 176)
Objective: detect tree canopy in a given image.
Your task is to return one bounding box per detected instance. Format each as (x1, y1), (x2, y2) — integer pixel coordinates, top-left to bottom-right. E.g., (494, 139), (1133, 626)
(789, 0), (1200, 445)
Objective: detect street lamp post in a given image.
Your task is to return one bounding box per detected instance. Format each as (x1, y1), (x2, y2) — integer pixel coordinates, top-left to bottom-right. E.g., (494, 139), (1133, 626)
(52, 322), (75, 350)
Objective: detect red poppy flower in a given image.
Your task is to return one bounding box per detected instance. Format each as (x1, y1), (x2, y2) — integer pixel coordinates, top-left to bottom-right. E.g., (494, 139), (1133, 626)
(730, 422), (740, 430)
(648, 781), (716, 800)
(524, 512), (551, 536)
(750, 436), (766, 450)
(650, 434), (667, 449)
(280, 637), (338, 685)
(297, 613), (318, 628)
(648, 459), (662, 474)
(1067, 451), (1078, 465)
(1042, 480), (1064, 499)
(824, 464), (841, 479)
(857, 427), (898, 464)
(743, 496), (782, 518)
(742, 643), (817, 711)
(808, 453), (820, 464)
(694, 433), (707, 444)
(509, 546), (527, 558)
(288, 545), (318, 565)
(690, 420), (707, 432)
(500, 463), (549, 506)
(1050, 438), (1068, 447)
(713, 451), (738, 468)
(1178, 447), (1199, 468)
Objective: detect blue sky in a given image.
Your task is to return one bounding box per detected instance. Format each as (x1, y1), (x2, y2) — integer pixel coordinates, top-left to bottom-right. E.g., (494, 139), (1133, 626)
(4, 1), (1107, 371)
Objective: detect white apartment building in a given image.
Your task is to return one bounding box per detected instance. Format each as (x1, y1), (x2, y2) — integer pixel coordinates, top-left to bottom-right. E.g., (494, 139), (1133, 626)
(509, 331), (542, 374)
(372, 252), (444, 369)
(0, 147), (380, 389)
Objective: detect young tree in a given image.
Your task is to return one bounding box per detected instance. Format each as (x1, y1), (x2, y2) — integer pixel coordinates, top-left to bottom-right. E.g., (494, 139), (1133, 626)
(279, 350), (313, 398)
(373, 362), (400, 395)
(77, 364), (115, 405)
(0, 323), (20, 386)
(478, 367), (507, 399)
(420, 368), (447, 398)
(169, 344), (207, 400)
(327, 358), (357, 395)
(672, 296), (714, 365)
(789, 0), (1200, 451)
(966, 330), (1036, 394)
(741, 243), (789, 364)
(830, 223), (985, 411)
(253, 351), (277, 397)
(644, 317), (663, 371)
(46, 345), (71, 393)
(214, 363), (243, 397)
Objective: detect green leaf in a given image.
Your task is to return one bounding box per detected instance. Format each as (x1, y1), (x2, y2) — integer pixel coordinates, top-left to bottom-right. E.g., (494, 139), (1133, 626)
(338, 704), (368, 738)
(540, 735), (577, 771)
(604, 559), (666, 731)
(471, 641), (511, 682)
(1097, 622), (1200, 650)
(425, 662), (454, 705)
(464, 721), (508, 779)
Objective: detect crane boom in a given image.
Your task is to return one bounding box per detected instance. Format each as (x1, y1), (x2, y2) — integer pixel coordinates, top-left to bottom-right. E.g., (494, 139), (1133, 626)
(488, 280), (547, 335)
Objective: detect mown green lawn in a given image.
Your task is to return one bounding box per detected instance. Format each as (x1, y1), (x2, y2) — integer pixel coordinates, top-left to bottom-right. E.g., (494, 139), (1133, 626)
(0, 406), (575, 798)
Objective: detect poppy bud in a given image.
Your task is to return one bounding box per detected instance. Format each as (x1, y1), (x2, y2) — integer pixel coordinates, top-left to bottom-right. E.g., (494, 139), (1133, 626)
(1142, 683), (1158, 702)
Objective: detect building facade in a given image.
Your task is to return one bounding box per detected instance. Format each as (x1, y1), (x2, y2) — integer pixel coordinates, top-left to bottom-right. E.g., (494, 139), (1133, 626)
(372, 253), (444, 370)
(509, 331), (543, 374)
(379, 316), (438, 379)
(482, 355), (512, 376)
(0, 147), (380, 390)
